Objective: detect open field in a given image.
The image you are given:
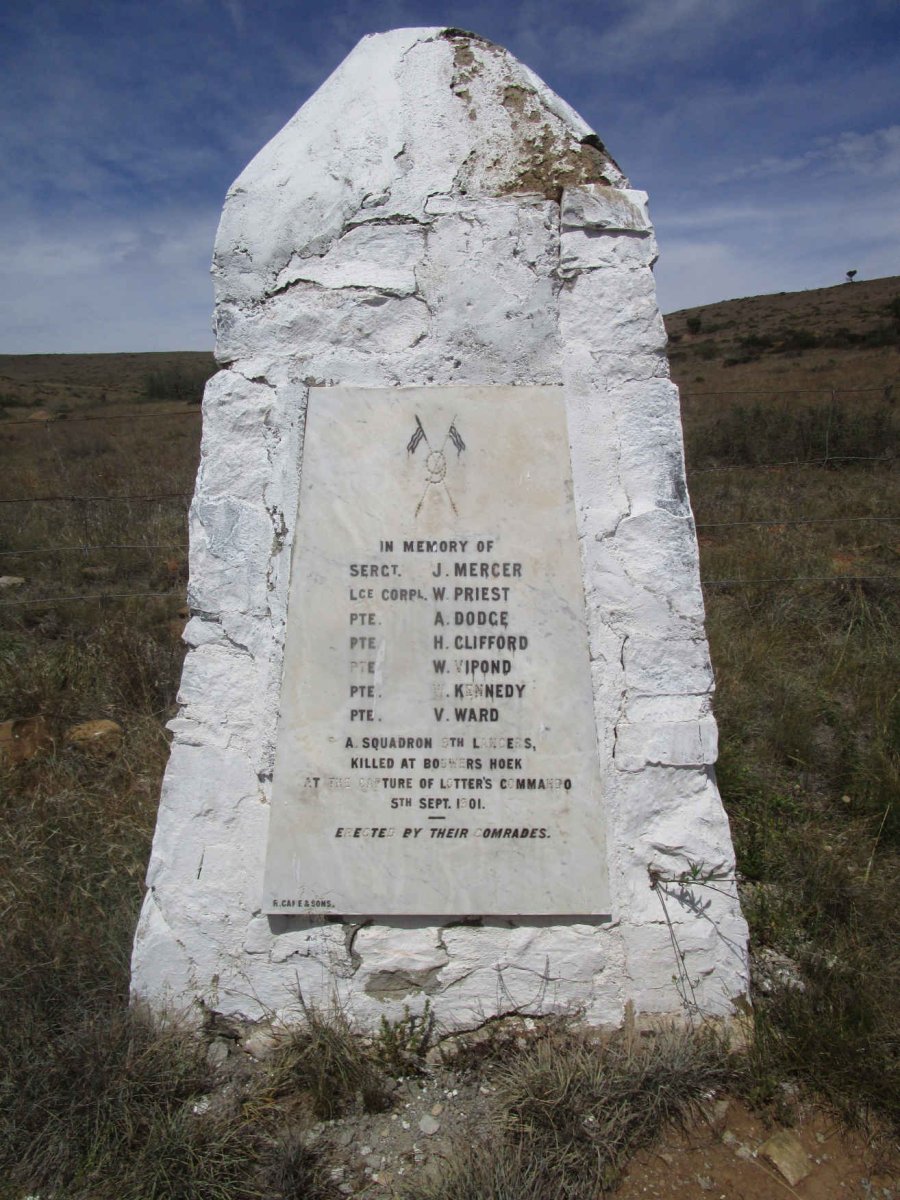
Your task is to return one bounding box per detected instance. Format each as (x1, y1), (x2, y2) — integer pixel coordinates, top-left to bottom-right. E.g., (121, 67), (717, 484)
(0, 277), (897, 1197)
(0, 350), (214, 418)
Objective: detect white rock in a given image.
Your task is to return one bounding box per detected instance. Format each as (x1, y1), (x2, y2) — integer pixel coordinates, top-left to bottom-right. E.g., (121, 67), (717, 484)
(561, 185), (652, 233)
(759, 1130), (812, 1186)
(206, 1038), (230, 1067)
(276, 223), (425, 295)
(242, 1028), (279, 1060)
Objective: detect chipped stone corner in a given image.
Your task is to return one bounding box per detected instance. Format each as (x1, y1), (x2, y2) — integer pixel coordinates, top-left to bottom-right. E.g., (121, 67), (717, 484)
(443, 29), (627, 201)
(130, 26), (750, 1037)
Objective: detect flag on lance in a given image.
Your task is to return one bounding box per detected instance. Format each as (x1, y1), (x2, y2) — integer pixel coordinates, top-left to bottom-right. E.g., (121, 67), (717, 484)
(404, 414), (466, 517)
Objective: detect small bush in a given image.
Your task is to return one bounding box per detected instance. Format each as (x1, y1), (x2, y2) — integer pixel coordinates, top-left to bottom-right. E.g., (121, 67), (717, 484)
(0, 390), (33, 410)
(828, 324), (898, 349)
(267, 998), (391, 1119)
(375, 1000), (436, 1075)
(778, 327), (819, 353)
(141, 366), (212, 404)
(741, 333), (775, 352)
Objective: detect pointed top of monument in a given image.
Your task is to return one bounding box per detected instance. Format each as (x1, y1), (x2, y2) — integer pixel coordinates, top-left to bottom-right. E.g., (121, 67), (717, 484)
(214, 27), (626, 306)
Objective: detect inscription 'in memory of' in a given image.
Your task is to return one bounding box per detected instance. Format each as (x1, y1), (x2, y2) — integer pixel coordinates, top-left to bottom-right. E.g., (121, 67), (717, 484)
(262, 386), (609, 915)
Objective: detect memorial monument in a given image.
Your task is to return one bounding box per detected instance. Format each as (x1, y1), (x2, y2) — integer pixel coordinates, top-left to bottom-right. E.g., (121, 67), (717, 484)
(131, 27), (749, 1029)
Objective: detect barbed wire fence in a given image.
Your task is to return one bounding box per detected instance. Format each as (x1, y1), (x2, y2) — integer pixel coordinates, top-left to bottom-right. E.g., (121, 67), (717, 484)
(0, 384), (897, 610)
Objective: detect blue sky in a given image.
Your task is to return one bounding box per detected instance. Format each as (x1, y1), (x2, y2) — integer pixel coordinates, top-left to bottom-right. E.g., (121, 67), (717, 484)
(1, 0), (898, 352)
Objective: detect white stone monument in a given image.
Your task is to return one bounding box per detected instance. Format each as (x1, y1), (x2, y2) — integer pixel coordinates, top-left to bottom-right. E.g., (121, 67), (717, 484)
(131, 27), (749, 1030)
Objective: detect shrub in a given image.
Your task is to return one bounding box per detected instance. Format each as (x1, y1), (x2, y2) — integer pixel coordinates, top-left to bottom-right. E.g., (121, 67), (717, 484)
(141, 366), (212, 404)
(777, 327), (819, 353)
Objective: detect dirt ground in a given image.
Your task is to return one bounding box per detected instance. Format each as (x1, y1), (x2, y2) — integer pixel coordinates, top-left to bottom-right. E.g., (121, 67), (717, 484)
(617, 1099), (896, 1200)
(256, 1052), (896, 1199)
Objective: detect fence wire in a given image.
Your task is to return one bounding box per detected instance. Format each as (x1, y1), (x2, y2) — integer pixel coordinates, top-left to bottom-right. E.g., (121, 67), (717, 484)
(1, 381), (895, 428)
(0, 590), (186, 609)
(690, 455), (894, 472)
(0, 543), (187, 558)
(0, 492), (191, 505)
(0, 408), (201, 428)
(702, 575), (898, 587)
(696, 516), (898, 529)
(2, 381), (897, 610)
(0, 514), (895, 561)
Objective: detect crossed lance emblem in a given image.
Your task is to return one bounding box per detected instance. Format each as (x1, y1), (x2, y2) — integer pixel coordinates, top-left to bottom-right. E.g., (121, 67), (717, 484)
(406, 414), (466, 517)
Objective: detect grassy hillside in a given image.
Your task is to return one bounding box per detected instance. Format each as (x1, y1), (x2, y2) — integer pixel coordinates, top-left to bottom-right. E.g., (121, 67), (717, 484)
(0, 350), (214, 418)
(0, 277), (897, 1197)
(666, 273), (900, 395)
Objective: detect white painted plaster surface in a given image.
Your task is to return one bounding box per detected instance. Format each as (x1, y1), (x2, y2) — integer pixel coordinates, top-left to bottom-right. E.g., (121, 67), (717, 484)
(131, 27), (749, 1030)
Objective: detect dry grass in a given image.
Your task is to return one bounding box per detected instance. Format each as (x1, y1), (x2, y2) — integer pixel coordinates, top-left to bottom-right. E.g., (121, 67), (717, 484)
(0, 278), (898, 1194)
(404, 1024), (737, 1200)
(667, 280), (899, 1126)
(0, 350), (213, 415)
(0, 669), (337, 1197)
(495, 1025), (735, 1186)
(682, 412), (899, 1126)
(266, 998), (393, 1120)
(401, 1139), (573, 1200)
(0, 351), (205, 627)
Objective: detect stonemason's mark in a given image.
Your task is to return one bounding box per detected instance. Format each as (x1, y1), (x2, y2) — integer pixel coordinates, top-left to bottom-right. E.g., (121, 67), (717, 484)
(407, 413), (467, 517)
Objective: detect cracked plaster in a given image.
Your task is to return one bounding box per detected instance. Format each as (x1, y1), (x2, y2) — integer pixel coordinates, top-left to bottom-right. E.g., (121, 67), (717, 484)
(131, 27), (749, 1032)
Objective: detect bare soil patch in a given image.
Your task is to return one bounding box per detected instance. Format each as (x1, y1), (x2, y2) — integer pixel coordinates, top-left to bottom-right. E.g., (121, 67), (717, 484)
(617, 1100), (896, 1200)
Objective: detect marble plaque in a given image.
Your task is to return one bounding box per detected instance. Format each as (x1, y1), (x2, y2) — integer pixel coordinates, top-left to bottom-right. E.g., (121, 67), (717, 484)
(263, 386), (608, 914)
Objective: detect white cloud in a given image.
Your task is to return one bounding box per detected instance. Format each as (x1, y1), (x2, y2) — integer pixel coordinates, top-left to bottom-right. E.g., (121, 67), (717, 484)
(222, 0), (244, 34)
(815, 126), (900, 177)
(0, 206), (218, 352)
(593, 0), (748, 65)
(653, 182), (900, 312)
(715, 125), (900, 184)
(660, 203), (782, 231)
(503, 0), (760, 79)
(2, 0), (898, 348)
(654, 239), (786, 312)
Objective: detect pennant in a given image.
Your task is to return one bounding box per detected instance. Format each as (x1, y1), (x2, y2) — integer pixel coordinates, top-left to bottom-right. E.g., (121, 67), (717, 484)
(407, 415), (426, 454)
